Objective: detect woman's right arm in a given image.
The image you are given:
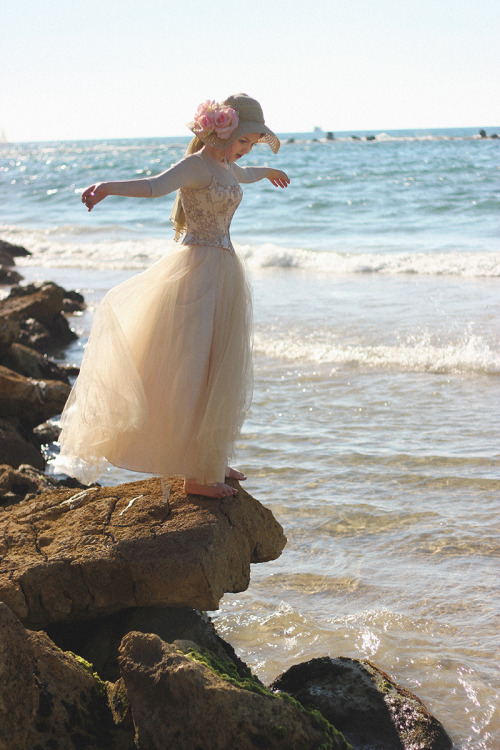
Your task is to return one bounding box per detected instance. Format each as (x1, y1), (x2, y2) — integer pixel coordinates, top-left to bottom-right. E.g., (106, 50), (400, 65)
(81, 180), (151, 211)
(81, 155), (209, 211)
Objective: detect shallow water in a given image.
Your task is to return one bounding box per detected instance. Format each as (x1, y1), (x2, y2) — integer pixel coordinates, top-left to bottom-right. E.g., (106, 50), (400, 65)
(3, 129), (499, 748)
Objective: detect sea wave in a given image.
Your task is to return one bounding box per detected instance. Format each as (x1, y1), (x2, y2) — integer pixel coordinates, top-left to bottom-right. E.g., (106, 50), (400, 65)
(3, 224), (499, 278)
(253, 331), (500, 374)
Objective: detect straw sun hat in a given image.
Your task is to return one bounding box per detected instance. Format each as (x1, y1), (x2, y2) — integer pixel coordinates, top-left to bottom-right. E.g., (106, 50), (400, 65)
(187, 93), (280, 154)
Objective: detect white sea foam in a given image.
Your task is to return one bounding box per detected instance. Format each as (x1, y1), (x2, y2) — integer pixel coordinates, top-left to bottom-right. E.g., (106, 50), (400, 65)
(253, 331), (500, 374)
(3, 224), (499, 278)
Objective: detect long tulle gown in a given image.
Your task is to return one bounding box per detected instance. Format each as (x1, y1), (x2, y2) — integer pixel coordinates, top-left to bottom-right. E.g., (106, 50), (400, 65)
(54, 171), (253, 485)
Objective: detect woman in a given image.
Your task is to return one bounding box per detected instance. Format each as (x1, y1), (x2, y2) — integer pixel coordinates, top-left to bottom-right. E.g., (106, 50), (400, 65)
(55, 93), (290, 498)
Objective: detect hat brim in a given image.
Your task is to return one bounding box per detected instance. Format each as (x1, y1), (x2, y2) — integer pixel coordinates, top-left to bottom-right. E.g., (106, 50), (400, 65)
(187, 118), (280, 154)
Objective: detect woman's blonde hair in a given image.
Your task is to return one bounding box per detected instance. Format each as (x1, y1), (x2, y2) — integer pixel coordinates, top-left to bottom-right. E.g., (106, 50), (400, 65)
(170, 135), (203, 239)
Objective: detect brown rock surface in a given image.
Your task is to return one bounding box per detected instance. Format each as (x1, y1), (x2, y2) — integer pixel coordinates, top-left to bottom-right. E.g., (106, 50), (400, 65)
(0, 418), (45, 471)
(118, 633), (350, 750)
(0, 281), (66, 328)
(46, 605), (251, 683)
(0, 477), (286, 628)
(0, 365), (70, 427)
(0, 603), (38, 750)
(271, 656), (452, 750)
(0, 281), (77, 350)
(2, 342), (70, 382)
(0, 603), (132, 750)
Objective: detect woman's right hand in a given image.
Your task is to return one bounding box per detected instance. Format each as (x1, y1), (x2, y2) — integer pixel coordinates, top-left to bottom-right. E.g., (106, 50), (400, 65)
(81, 182), (109, 211)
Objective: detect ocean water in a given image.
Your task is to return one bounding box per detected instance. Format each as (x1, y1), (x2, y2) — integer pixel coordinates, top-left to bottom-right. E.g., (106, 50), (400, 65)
(1, 128), (499, 748)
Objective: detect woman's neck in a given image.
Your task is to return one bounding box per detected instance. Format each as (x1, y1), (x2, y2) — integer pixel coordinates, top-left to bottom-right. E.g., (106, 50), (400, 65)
(201, 145), (228, 167)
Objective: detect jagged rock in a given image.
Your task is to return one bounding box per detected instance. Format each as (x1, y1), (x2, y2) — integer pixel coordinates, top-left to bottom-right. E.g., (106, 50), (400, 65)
(0, 603), (38, 750)
(62, 289), (85, 313)
(0, 463), (59, 505)
(0, 603), (133, 750)
(271, 656), (452, 750)
(0, 365), (70, 427)
(118, 633), (350, 750)
(2, 342), (70, 383)
(0, 316), (19, 357)
(0, 267), (23, 284)
(0, 281), (78, 350)
(0, 477), (286, 628)
(0, 239), (30, 259)
(46, 606), (251, 683)
(33, 419), (61, 445)
(0, 418), (45, 472)
(1, 281), (66, 327)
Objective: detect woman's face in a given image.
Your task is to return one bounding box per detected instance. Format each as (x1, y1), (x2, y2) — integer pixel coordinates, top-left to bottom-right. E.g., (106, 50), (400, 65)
(224, 133), (261, 162)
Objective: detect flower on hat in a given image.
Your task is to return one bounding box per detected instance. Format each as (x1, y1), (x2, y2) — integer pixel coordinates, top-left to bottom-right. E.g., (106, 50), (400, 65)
(192, 101), (239, 140)
(213, 106), (239, 139)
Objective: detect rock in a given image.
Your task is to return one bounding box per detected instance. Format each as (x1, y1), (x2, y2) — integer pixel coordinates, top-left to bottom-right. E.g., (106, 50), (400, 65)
(326, 131), (335, 140)
(62, 288), (86, 314)
(118, 633), (350, 750)
(0, 267), (23, 285)
(0, 463), (60, 505)
(270, 656), (453, 750)
(366, 135), (376, 141)
(1, 281), (65, 327)
(0, 281), (78, 350)
(0, 603), (133, 750)
(2, 342), (70, 383)
(0, 476), (286, 628)
(0, 365), (70, 427)
(0, 239), (31, 259)
(0, 316), (20, 357)
(46, 605), (251, 683)
(33, 419), (61, 446)
(479, 129), (487, 138)
(0, 603), (38, 750)
(0, 418), (45, 472)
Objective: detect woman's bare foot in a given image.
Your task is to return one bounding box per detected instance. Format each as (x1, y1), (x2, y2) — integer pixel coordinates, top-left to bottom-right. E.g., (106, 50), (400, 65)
(225, 467), (247, 481)
(184, 478), (237, 499)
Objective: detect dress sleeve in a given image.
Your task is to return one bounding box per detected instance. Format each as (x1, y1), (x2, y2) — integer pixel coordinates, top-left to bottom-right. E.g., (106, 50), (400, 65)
(230, 162), (272, 184)
(146, 154), (211, 198)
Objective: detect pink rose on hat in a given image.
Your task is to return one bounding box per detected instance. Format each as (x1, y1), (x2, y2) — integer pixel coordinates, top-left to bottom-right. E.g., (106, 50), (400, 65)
(191, 101), (239, 140)
(213, 106), (239, 139)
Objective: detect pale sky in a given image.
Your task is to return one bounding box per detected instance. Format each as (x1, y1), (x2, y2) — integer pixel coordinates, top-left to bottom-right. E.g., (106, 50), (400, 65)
(2, 0), (499, 142)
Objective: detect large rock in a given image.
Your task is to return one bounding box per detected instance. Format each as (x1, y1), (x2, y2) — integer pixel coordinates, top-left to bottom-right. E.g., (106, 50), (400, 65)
(0, 317), (19, 357)
(0, 603), (133, 750)
(46, 605), (251, 683)
(0, 603), (38, 750)
(271, 656), (452, 750)
(0, 418), (45, 472)
(2, 342), (70, 382)
(0, 365), (70, 427)
(0, 463), (60, 505)
(0, 477), (286, 628)
(0, 239), (31, 260)
(0, 281), (77, 350)
(118, 633), (350, 750)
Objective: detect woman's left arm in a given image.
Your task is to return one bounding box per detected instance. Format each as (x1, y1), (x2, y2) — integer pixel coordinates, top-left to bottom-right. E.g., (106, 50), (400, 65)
(266, 169), (290, 188)
(232, 163), (290, 188)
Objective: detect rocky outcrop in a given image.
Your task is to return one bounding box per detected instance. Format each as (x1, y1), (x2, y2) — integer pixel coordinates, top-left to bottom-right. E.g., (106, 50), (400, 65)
(0, 281), (79, 351)
(0, 476), (287, 628)
(45, 605), (252, 683)
(0, 273), (83, 480)
(0, 418), (46, 471)
(271, 656), (452, 750)
(0, 365), (70, 427)
(0, 603), (132, 750)
(118, 633), (350, 750)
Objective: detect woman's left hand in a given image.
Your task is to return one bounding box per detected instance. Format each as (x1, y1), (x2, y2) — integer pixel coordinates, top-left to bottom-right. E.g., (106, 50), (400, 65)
(267, 169), (290, 188)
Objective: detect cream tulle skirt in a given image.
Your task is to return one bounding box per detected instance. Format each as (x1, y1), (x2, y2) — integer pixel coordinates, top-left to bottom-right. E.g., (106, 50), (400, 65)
(54, 243), (253, 485)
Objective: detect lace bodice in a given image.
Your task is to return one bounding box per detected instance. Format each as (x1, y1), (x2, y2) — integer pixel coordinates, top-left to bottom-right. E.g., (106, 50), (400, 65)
(179, 176), (242, 253)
